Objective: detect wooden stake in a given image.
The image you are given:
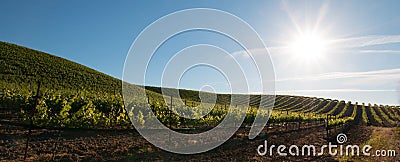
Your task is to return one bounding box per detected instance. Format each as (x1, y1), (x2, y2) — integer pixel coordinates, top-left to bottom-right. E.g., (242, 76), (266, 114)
(24, 81), (40, 161)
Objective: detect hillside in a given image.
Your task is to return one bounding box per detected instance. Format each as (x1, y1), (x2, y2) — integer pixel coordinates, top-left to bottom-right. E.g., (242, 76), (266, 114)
(0, 41), (224, 99)
(0, 41), (251, 104)
(0, 41), (399, 129)
(1, 41), (400, 161)
(0, 41), (121, 93)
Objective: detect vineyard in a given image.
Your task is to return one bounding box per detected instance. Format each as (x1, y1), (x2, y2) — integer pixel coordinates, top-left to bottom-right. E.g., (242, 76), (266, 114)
(4, 84), (399, 131)
(1, 42), (400, 161)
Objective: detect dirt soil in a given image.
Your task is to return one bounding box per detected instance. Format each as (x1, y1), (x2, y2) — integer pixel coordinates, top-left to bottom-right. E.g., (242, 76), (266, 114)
(1, 122), (373, 162)
(0, 106), (398, 162)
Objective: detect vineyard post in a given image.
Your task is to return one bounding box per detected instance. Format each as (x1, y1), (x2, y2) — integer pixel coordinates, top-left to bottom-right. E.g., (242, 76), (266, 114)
(334, 115), (337, 132)
(315, 113), (318, 124)
(298, 114), (301, 130)
(169, 95), (172, 129)
(286, 120), (288, 131)
(52, 119), (63, 161)
(326, 114), (329, 138)
(286, 111), (289, 131)
(169, 95), (172, 143)
(312, 113), (315, 125)
(24, 81), (40, 161)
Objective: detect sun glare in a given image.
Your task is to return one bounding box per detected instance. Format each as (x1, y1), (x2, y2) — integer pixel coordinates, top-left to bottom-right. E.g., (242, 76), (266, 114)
(290, 33), (327, 60)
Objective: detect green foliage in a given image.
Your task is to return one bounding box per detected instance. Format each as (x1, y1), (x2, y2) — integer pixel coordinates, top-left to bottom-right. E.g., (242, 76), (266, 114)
(362, 103), (369, 125)
(0, 42), (121, 93)
(374, 104), (396, 126)
(328, 117), (353, 127)
(337, 101), (351, 118)
(316, 100), (337, 114)
(369, 103), (383, 125)
(1, 89), (128, 128)
(1, 41), (397, 130)
(269, 110), (324, 123)
(327, 100), (345, 115)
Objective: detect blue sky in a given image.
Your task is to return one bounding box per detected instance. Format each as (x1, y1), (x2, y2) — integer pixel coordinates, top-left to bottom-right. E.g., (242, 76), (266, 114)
(1, 0), (400, 105)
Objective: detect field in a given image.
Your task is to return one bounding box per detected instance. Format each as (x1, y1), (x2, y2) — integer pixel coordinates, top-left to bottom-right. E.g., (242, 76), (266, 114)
(1, 42), (400, 161)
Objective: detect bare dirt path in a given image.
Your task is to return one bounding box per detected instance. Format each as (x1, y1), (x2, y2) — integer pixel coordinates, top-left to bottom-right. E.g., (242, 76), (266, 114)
(1, 104), (397, 161)
(1, 122), (339, 161)
(124, 125), (338, 161)
(337, 126), (400, 161)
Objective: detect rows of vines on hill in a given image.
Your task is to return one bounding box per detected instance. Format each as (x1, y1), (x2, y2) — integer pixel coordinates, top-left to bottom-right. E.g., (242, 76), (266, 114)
(373, 104), (397, 126)
(0, 42), (121, 94)
(2, 84), (400, 129)
(1, 41), (399, 130)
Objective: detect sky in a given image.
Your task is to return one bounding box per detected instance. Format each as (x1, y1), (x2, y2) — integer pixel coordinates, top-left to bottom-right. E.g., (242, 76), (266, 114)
(1, 0), (400, 105)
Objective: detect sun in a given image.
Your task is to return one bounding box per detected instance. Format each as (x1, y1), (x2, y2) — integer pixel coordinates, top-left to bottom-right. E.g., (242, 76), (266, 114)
(289, 32), (327, 60)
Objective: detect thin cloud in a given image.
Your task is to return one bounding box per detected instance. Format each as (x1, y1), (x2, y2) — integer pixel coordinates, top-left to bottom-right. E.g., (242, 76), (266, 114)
(231, 47), (288, 58)
(359, 49), (400, 53)
(277, 68), (400, 82)
(231, 47), (286, 58)
(276, 89), (399, 93)
(231, 34), (400, 58)
(333, 35), (400, 48)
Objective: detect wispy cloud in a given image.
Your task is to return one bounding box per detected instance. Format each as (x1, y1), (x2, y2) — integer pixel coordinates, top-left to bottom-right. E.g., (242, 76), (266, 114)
(231, 47), (289, 58)
(230, 34), (400, 58)
(276, 89), (399, 93)
(277, 68), (400, 82)
(333, 35), (400, 48)
(359, 49), (400, 53)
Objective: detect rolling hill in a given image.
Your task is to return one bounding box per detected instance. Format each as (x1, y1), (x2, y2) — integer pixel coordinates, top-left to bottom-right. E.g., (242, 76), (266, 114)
(0, 41), (121, 93)
(1, 41), (400, 161)
(0, 41), (399, 129)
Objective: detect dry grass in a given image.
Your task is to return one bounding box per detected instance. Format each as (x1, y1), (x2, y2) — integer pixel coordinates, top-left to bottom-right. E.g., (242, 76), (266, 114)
(336, 127), (400, 162)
